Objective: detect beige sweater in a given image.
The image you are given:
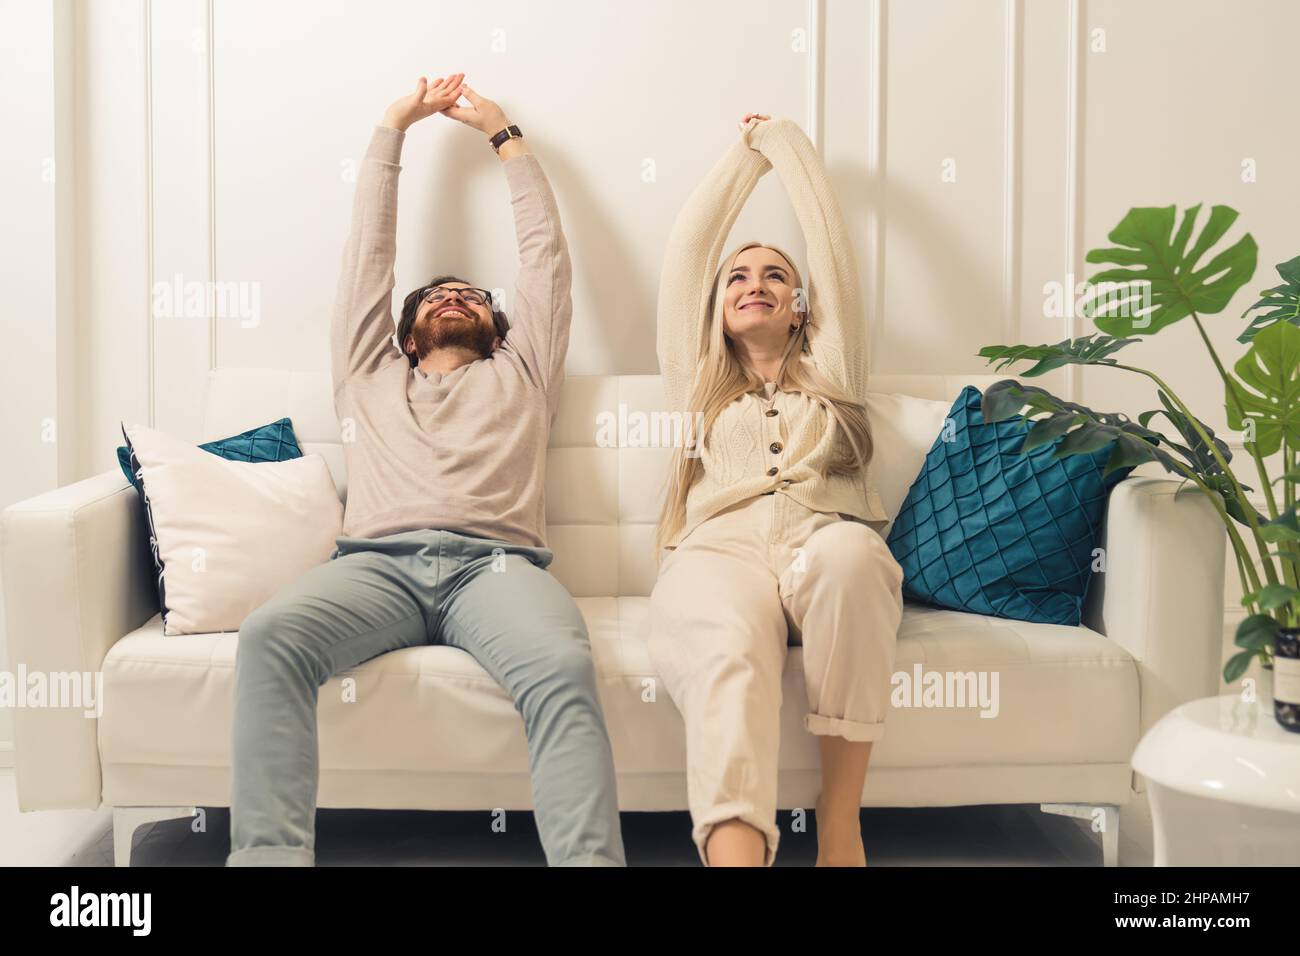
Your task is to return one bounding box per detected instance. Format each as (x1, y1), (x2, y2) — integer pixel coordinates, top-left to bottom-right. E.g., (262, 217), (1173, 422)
(657, 117), (887, 547)
(329, 125), (571, 548)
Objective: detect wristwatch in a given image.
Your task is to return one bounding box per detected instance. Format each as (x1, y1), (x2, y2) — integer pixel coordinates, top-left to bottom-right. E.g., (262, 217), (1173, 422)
(489, 125), (523, 153)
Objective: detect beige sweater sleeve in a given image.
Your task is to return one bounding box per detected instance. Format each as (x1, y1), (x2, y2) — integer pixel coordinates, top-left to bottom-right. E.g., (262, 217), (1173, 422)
(656, 132), (771, 412)
(498, 152), (574, 398)
(331, 125), (406, 392)
(748, 118), (868, 401)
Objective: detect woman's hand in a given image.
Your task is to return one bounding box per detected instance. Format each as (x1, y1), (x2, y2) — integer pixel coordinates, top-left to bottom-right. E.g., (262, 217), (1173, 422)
(381, 73), (466, 132)
(738, 112), (771, 147)
(440, 83), (512, 137)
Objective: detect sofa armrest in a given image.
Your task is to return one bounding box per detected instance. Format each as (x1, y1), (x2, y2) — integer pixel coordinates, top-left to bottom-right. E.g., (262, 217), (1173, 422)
(1, 469), (158, 810)
(1083, 476), (1226, 787)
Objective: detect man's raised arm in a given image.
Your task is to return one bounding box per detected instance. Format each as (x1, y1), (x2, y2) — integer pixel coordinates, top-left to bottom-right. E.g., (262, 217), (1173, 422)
(329, 124), (406, 389)
(330, 74), (468, 391)
(442, 84), (570, 395)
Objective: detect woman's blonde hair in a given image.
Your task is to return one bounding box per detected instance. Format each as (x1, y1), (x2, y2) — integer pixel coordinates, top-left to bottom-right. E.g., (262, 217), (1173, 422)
(654, 240), (874, 553)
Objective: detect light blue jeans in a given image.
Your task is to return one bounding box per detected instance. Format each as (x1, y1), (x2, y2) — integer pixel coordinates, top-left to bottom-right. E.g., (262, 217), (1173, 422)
(227, 528), (625, 866)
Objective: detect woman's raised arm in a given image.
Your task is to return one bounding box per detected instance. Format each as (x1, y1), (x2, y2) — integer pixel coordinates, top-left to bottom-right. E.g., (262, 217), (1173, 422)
(747, 118), (868, 400)
(656, 124), (771, 411)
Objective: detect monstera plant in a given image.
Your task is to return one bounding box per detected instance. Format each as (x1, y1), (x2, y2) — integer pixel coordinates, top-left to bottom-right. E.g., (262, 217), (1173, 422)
(976, 203), (1300, 689)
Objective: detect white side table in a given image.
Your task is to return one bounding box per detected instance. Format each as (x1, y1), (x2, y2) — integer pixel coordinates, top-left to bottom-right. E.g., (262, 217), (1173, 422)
(1132, 694), (1300, 866)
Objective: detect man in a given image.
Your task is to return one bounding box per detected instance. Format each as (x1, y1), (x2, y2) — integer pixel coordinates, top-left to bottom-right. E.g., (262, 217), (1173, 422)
(226, 74), (625, 867)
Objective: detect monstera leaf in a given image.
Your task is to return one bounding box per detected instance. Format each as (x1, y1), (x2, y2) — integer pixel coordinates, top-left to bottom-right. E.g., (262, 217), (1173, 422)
(1226, 318), (1300, 457)
(978, 333), (1138, 377)
(981, 380), (1169, 477)
(1139, 389), (1235, 478)
(1240, 254), (1300, 343)
(1259, 506), (1300, 545)
(1138, 389), (1263, 526)
(980, 380), (1265, 528)
(1082, 204), (1257, 336)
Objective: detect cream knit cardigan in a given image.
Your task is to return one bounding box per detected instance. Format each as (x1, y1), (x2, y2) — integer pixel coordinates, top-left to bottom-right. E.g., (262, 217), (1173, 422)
(657, 117), (887, 548)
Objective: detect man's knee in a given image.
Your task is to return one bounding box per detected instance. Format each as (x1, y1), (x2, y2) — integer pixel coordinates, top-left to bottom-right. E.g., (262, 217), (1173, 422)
(236, 601), (326, 681)
(238, 602), (281, 650)
(543, 639), (599, 690)
(512, 636), (603, 724)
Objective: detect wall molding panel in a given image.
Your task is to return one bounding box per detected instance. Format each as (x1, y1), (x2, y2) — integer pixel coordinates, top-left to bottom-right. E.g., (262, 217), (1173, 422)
(146, 0), (215, 439)
(1000, 0), (1023, 348)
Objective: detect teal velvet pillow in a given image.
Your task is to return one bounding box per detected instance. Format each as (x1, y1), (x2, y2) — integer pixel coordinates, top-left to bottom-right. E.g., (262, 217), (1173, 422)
(116, 418), (302, 490)
(885, 386), (1132, 626)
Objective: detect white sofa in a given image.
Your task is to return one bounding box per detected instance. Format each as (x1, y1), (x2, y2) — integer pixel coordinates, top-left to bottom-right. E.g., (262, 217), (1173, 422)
(1, 369), (1227, 866)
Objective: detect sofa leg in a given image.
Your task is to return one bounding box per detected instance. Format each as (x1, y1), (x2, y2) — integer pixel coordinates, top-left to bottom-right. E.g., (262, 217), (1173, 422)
(1039, 803), (1120, 867)
(113, 806), (196, 867)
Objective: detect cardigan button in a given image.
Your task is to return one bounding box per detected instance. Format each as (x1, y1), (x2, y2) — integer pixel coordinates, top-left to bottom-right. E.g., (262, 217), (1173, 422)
(769, 441), (783, 454)
(764, 408), (778, 417)
(766, 466), (779, 477)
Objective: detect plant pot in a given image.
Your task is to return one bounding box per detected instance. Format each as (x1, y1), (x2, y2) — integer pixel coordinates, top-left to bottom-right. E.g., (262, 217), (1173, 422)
(1255, 665), (1273, 714)
(1274, 628), (1300, 733)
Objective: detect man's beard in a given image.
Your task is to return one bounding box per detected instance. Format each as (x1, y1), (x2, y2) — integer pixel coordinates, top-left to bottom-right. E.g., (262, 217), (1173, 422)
(411, 313), (497, 361)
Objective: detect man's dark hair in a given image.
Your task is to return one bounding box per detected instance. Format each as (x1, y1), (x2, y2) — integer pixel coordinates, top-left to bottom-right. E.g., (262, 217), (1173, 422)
(397, 275), (511, 367)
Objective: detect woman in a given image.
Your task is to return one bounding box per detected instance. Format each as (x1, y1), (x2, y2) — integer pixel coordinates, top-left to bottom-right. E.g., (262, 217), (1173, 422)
(648, 113), (905, 867)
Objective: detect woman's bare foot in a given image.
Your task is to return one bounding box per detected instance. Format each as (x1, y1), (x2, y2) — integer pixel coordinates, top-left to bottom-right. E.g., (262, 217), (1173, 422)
(814, 792), (867, 866)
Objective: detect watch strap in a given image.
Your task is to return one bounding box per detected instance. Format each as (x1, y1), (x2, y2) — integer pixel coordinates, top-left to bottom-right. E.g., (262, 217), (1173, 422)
(490, 125), (523, 153)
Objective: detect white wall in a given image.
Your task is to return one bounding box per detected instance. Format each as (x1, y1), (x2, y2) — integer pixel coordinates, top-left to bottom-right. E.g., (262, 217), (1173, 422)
(0, 0), (79, 765)
(3, 0), (1299, 759)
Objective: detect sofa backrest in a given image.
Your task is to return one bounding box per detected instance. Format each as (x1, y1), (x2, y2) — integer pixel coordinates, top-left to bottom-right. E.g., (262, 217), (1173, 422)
(200, 368), (1012, 598)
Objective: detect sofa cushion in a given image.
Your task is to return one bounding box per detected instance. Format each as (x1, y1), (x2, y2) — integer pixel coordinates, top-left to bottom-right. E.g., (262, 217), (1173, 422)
(97, 598), (1140, 785)
(121, 422), (343, 635)
(864, 391), (954, 535)
(886, 385), (1130, 626)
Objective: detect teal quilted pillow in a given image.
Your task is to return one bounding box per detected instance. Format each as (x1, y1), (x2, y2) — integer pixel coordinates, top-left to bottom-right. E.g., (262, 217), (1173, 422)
(884, 386), (1131, 626)
(116, 418), (302, 490)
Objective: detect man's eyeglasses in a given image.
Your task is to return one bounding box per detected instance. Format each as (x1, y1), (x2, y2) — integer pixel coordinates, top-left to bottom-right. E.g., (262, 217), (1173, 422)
(420, 285), (494, 309)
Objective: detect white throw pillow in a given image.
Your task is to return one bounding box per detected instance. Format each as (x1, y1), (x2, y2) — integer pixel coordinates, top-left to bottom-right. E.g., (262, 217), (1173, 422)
(122, 422), (344, 635)
(865, 392), (954, 536)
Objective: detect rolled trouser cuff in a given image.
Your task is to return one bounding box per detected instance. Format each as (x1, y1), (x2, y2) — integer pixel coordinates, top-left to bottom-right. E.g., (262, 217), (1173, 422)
(804, 712), (886, 743)
(692, 801), (781, 867)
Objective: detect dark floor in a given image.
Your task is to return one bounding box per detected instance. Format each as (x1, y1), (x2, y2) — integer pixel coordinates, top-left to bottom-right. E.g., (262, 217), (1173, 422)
(98, 803), (1106, 867)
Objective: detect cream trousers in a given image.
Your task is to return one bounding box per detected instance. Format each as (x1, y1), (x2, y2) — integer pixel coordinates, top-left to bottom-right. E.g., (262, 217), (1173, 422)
(646, 491), (905, 866)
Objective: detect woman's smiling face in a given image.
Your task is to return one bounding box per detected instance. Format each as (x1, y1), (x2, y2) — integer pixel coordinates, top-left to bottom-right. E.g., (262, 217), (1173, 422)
(722, 245), (800, 340)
